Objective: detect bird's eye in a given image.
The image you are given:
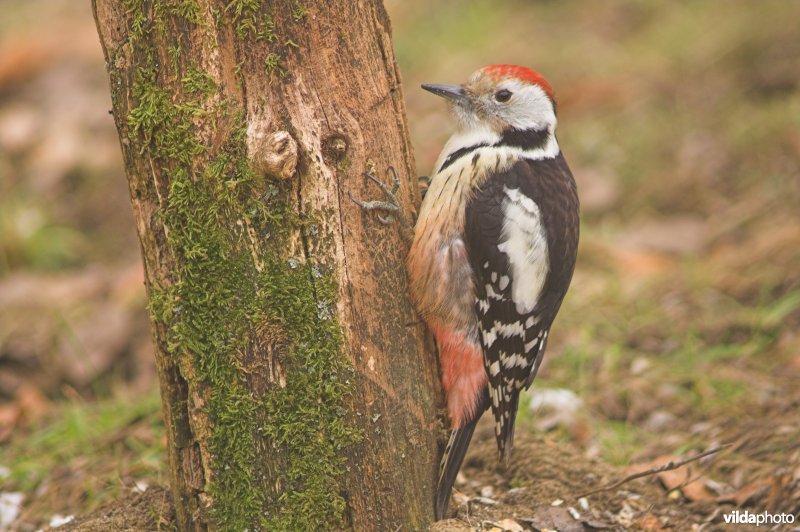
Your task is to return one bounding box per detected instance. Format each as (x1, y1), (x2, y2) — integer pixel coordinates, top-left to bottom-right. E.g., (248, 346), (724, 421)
(494, 89), (513, 103)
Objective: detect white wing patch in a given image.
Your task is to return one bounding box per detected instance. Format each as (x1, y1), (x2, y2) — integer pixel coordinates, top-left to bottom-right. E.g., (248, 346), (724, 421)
(497, 187), (549, 314)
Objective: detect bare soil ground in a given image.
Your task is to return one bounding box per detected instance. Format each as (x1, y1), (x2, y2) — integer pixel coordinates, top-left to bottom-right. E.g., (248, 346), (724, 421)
(441, 415), (799, 531)
(46, 419), (798, 531)
(58, 487), (173, 532)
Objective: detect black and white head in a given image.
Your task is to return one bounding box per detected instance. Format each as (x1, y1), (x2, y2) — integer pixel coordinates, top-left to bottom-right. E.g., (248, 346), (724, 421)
(422, 64), (558, 137)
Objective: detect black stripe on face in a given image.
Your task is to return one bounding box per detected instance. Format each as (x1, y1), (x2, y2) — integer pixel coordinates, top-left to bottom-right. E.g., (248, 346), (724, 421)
(438, 142), (490, 173)
(497, 127), (550, 151)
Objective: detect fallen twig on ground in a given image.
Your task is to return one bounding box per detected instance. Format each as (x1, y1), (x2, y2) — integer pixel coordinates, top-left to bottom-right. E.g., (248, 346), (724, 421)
(575, 444), (731, 499)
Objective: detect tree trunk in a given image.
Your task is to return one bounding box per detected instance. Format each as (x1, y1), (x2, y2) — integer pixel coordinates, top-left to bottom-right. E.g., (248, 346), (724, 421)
(92, 1), (442, 529)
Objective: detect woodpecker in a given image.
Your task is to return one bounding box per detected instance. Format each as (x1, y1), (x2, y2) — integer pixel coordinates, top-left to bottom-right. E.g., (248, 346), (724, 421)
(406, 65), (580, 519)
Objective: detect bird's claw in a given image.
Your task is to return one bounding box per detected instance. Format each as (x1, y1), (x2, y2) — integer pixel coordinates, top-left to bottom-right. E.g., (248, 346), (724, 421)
(348, 197), (399, 225)
(352, 165), (409, 229)
(364, 166), (401, 198)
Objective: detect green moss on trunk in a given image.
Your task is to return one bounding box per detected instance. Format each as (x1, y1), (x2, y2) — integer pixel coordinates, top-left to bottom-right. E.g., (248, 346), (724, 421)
(121, 2), (360, 529)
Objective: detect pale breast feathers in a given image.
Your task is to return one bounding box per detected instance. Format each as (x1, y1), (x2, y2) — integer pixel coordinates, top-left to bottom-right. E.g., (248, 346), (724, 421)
(407, 149), (518, 332)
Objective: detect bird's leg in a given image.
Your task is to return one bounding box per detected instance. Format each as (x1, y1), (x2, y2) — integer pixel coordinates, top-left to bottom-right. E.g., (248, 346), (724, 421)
(350, 166), (412, 232)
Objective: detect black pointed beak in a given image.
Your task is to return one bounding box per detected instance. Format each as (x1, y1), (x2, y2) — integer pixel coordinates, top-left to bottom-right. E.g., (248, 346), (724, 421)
(421, 83), (469, 104)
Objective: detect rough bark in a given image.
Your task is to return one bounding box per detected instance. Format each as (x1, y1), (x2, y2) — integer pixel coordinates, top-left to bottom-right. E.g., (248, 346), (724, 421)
(92, 1), (442, 529)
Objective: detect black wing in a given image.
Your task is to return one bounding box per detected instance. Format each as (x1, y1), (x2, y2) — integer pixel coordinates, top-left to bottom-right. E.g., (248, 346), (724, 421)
(464, 155), (579, 460)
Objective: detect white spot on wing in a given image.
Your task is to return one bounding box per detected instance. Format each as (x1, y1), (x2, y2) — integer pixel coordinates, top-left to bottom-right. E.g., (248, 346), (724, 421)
(486, 284), (504, 300)
(502, 354), (517, 368)
(499, 275), (510, 290)
(525, 315), (539, 328)
(489, 361), (501, 376)
(497, 187), (549, 314)
(501, 353), (530, 369)
(491, 390), (499, 407)
(492, 320), (525, 338)
(482, 327), (498, 348)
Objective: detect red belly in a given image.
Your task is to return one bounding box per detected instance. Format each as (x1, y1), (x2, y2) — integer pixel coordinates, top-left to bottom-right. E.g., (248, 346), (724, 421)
(429, 322), (488, 428)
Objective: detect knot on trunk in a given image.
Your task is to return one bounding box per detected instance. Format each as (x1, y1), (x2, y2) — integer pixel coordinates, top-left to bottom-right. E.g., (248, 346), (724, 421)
(323, 135), (348, 163)
(248, 128), (298, 181)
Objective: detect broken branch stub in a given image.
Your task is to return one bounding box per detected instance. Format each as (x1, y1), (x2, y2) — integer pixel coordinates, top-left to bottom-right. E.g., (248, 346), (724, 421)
(249, 129), (298, 181)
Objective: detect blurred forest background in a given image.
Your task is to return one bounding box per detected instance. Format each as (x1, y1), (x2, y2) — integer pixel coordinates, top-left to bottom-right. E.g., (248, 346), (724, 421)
(1, 0), (798, 529)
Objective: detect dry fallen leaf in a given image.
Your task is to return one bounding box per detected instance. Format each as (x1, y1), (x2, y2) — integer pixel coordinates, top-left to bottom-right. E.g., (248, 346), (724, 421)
(15, 383), (51, 426)
(496, 518), (524, 531)
(631, 455), (715, 502)
(765, 472), (793, 512)
(518, 505), (611, 532)
(633, 512), (665, 531)
(0, 404), (20, 443)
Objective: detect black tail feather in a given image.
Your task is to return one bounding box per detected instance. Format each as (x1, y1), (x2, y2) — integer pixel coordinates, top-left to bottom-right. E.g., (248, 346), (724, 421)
(497, 391), (520, 465)
(434, 418), (478, 520)
(435, 389), (489, 520)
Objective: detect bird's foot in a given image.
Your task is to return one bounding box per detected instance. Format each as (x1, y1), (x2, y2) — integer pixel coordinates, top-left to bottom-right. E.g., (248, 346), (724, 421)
(350, 166), (410, 229)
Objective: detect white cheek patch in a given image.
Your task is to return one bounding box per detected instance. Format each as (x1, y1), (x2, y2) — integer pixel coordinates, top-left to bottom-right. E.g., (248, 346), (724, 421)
(497, 81), (557, 132)
(497, 187), (549, 314)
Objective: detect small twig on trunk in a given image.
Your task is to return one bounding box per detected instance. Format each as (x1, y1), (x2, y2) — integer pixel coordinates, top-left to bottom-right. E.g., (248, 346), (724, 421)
(575, 444), (731, 499)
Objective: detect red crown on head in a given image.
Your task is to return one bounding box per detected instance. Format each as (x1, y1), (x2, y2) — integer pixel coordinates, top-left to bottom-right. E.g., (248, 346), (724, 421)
(480, 64), (554, 101)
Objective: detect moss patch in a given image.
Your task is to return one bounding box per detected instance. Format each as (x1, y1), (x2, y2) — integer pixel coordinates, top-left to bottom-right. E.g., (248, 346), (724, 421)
(257, 256), (361, 530)
(181, 67), (216, 96)
(264, 52), (287, 80)
(224, 0), (275, 42)
(122, 2), (359, 529)
(291, 1), (308, 21)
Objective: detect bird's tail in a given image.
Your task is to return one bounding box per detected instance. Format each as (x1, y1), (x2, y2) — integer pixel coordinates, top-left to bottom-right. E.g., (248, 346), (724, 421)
(435, 388), (489, 520)
(495, 390), (520, 465)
